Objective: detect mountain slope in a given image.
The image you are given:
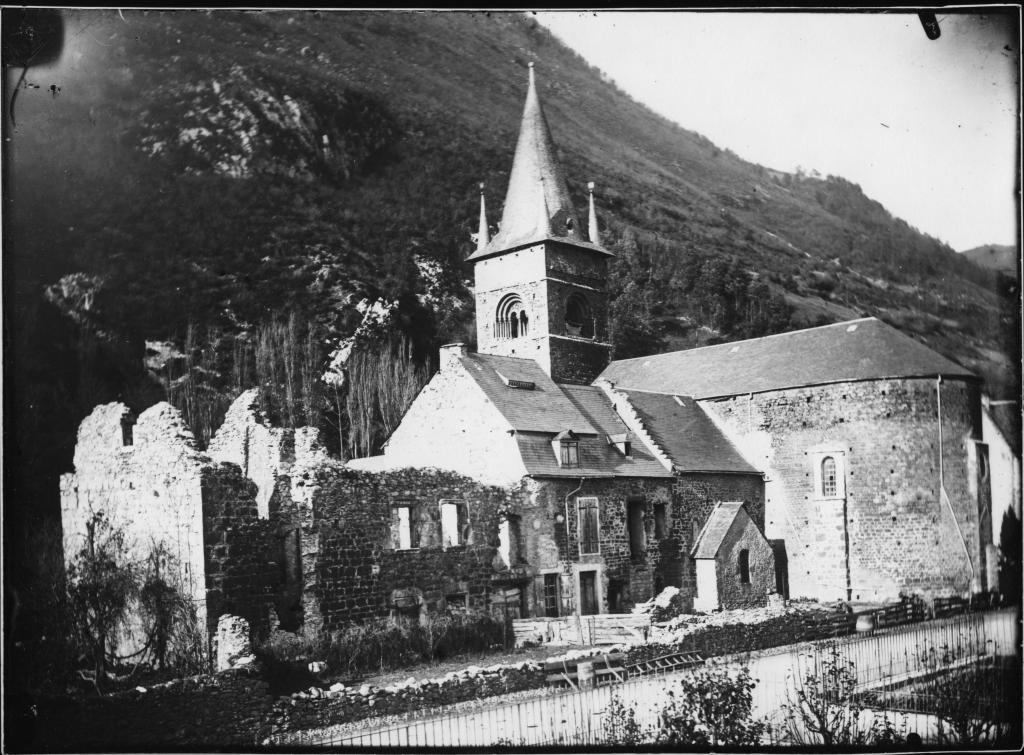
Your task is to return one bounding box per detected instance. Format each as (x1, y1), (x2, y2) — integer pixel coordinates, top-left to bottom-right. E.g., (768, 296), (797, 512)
(4, 10), (1016, 533)
(961, 244), (1018, 276)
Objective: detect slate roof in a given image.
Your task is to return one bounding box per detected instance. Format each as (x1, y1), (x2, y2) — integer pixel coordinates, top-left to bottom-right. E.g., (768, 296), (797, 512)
(457, 353), (670, 478)
(691, 502), (747, 558)
(599, 317), (976, 399)
(466, 65), (610, 262)
(621, 391), (760, 475)
(459, 353), (596, 435)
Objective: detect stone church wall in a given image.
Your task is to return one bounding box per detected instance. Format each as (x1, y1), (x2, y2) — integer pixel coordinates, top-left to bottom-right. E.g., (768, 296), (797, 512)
(702, 377), (987, 603)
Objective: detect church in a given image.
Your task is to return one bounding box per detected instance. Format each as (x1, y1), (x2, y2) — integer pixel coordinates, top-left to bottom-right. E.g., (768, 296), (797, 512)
(60, 64), (995, 655)
(349, 62), (993, 612)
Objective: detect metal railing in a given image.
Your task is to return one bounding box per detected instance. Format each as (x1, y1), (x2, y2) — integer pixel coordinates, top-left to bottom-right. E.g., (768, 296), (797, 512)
(273, 608), (1020, 748)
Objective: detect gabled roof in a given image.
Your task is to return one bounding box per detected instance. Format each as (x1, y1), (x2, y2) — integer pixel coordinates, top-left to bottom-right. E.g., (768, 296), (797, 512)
(456, 353), (670, 478)
(599, 317), (976, 399)
(466, 64), (610, 263)
(691, 502), (748, 558)
(459, 353), (595, 434)
(621, 390), (759, 475)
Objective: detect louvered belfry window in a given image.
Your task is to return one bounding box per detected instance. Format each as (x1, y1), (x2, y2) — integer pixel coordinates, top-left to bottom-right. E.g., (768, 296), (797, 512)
(578, 497), (599, 555)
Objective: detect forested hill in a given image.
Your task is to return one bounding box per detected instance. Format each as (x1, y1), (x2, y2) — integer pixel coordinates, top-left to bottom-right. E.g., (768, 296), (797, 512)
(5, 10), (1017, 536)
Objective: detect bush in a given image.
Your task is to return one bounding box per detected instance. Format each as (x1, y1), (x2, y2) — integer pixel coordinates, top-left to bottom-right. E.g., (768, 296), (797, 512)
(656, 663), (769, 747)
(601, 663), (769, 747)
(259, 610), (508, 681)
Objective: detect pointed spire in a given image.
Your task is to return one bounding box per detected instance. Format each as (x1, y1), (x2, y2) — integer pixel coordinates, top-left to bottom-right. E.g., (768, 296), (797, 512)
(481, 62), (581, 252)
(476, 183), (490, 252)
(536, 176), (552, 237)
(587, 181), (600, 246)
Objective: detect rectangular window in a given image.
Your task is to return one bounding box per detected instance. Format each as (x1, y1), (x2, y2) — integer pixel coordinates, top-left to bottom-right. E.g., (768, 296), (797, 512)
(499, 515), (523, 567)
(627, 497), (646, 560)
(654, 503), (668, 539)
(393, 503), (418, 550)
(561, 441), (580, 467)
(578, 497), (600, 555)
(440, 500), (467, 548)
(543, 574), (560, 618)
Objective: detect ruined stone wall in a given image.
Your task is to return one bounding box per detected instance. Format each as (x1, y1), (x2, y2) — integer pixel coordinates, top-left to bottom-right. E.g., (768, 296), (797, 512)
(702, 377), (987, 603)
(364, 356), (526, 486)
(276, 463), (513, 631)
(208, 388), (288, 519)
(672, 474), (767, 611)
(60, 400), (289, 656)
(59, 402), (210, 652)
(202, 464), (280, 642)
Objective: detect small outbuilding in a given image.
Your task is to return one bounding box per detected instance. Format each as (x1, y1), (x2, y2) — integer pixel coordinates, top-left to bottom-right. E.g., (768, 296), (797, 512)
(691, 501), (774, 612)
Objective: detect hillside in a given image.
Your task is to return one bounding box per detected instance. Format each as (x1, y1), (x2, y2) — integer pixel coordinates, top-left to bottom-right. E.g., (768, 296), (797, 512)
(961, 244), (1019, 276)
(4, 9), (1017, 544)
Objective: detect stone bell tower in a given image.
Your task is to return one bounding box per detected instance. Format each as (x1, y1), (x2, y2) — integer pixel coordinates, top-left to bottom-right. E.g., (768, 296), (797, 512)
(467, 63), (613, 385)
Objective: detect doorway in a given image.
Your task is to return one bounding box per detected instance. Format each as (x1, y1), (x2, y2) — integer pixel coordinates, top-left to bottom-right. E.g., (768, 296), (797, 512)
(579, 570), (599, 616)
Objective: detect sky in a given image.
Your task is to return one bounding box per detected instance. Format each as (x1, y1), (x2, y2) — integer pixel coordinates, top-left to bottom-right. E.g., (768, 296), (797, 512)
(536, 11), (1020, 252)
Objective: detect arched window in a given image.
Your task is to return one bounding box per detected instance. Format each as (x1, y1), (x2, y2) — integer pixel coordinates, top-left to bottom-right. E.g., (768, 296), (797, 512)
(738, 549), (750, 584)
(495, 294), (528, 340)
(565, 293), (594, 338)
(821, 456), (837, 497)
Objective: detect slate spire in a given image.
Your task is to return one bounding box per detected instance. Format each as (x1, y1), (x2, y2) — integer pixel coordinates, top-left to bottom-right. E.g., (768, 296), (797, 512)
(486, 62), (581, 251)
(476, 183), (490, 253)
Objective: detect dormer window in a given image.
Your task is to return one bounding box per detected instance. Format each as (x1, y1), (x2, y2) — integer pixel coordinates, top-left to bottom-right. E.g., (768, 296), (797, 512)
(607, 432), (631, 457)
(553, 430), (580, 468)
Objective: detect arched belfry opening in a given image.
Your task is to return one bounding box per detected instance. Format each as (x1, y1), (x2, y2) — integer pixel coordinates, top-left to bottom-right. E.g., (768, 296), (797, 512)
(468, 63), (612, 383)
(565, 293), (594, 338)
(496, 293), (529, 340)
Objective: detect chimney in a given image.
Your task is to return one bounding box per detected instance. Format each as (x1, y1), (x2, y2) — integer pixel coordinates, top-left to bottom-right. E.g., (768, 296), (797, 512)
(440, 343), (468, 371)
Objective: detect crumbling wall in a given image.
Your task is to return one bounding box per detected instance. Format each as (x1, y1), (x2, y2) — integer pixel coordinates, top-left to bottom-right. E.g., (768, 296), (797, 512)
(202, 463), (280, 642)
(59, 402), (209, 653)
(276, 462), (512, 631)
(208, 389), (291, 518)
(60, 400), (288, 657)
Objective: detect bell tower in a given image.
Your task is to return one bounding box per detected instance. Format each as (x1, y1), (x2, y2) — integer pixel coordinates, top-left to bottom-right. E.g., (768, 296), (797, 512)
(468, 63), (613, 385)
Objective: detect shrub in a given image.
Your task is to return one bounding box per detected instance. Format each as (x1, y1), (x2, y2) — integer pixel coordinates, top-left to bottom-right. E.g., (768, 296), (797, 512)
(260, 610), (508, 681)
(656, 663), (769, 747)
(65, 513), (140, 689)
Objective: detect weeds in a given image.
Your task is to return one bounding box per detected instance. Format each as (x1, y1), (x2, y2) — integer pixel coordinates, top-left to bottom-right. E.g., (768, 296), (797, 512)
(258, 610), (507, 681)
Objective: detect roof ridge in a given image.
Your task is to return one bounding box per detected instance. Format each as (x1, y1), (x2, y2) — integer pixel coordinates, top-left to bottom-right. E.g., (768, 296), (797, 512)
(609, 317), (880, 365)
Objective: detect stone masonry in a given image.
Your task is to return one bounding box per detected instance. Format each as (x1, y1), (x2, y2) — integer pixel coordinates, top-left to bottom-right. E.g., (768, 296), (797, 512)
(702, 376), (989, 602)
